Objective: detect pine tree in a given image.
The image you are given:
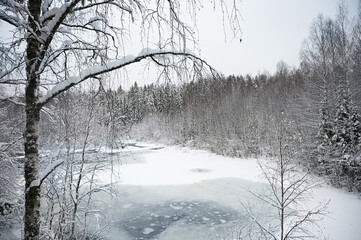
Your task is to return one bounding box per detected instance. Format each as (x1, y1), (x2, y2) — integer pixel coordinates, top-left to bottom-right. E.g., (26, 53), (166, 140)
(332, 68), (354, 160)
(332, 63), (361, 190)
(316, 89), (334, 169)
(127, 82), (143, 123)
(351, 108), (361, 154)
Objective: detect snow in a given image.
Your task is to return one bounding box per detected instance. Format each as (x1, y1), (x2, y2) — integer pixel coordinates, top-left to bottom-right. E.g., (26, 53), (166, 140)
(29, 159), (64, 189)
(61, 40), (72, 48)
(90, 142), (361, 239)
(169, 203), (182, 210)
(38, 75), (80, 104)
(0, 11), (19, 27)
(39, 1), (72, 42)
(87, 143), (361, 240)
(312, 187), (361, 240)
(38, 55), (138, 104)
(29, 179), (40, 189)
(96, 144), (261, 186)
(40, 7), (59, 23)
(38, 49), (199, 104)
(41, 0), (52, 13)
(89, 21), (101, 31)
(138, 48), (157, 56)
(142, 228), (154, 235)
(122, 204), (133, 209)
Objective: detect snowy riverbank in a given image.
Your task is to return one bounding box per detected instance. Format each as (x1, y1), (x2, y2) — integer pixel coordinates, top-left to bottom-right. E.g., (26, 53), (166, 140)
(89, 142), (361, 240)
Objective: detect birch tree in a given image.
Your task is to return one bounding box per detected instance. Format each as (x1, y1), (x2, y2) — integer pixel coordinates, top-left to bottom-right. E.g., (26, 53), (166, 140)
(242, 117), (328, 240)
(301, 15), (335, 168)
(0, 0), (241, 238)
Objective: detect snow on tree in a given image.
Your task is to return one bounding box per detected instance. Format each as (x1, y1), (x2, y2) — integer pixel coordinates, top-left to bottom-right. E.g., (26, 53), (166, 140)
(328, 3), (361, 190)
(241, 117), (328, 240)
(0, 0), (242, 238)
(301, 15), (336, 168)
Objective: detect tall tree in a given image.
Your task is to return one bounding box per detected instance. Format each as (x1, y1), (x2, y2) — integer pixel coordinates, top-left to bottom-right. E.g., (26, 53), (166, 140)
(0, 0), (241, 238)
(242, 117), (328, 240)
(331, 2), (361, 189)
(301, 14), (343, 169)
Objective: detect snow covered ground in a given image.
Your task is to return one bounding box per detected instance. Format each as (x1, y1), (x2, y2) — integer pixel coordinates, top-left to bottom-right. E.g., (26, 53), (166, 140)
(91, 142), (361, 240)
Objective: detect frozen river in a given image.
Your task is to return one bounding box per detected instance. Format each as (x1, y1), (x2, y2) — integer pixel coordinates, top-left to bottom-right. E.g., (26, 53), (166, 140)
(91, 142), (361, 240)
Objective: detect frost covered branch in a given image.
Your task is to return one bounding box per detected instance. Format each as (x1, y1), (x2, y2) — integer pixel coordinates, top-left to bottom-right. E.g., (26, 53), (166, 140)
(28, 159), (64, 190)
(241, 128), (329, 239)
(38, 50), (216, 106)
(0, 11), (20, 27)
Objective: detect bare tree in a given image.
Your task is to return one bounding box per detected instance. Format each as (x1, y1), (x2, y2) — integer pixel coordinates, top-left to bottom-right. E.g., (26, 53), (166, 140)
(301, 14), (336, 168)
(0, 92), (25, 231)
(39, 88), (115, 239)
(242, 119), (328, 240)
(0, 0), (241, 238)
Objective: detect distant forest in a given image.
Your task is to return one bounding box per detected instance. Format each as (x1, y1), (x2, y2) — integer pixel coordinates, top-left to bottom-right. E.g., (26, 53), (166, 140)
(73, 5), (361, 192)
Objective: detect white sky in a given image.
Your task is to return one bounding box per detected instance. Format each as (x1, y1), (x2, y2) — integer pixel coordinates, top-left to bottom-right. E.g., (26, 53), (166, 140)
(1, 0), (359, 90)
(117, 0), (359, 89)
(198, 0), (359, 77)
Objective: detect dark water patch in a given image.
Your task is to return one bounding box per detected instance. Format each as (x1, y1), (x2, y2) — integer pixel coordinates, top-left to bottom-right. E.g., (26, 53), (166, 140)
(190, 168), (212, 173)
(112, 201), (245, 240)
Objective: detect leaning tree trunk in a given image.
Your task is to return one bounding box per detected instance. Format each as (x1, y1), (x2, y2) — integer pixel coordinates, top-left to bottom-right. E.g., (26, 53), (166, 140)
(24, 0), (42, 238)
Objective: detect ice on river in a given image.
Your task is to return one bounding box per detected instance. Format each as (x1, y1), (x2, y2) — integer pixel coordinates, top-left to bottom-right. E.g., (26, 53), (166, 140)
(91, 142), (361, 240)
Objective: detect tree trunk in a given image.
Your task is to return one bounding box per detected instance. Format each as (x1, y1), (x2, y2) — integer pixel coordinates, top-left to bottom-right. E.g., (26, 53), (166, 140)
(280, 138), (285, 240)
(24, 0), (42, 238)
(24, 34), (41, 239)
(24, 105), (41, 239)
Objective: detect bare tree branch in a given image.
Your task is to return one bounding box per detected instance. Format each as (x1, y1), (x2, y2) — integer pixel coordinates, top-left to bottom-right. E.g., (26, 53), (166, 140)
(38, 50), (217, 107)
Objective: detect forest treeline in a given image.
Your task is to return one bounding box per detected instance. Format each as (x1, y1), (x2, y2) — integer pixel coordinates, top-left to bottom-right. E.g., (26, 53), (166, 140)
(104, 58), (360, 191)
(2, 1), (361, 194)
(81, 4), (361, 192)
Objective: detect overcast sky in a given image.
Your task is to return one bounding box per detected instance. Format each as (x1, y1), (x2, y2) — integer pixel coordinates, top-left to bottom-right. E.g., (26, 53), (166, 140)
(118, 0), (359, 89)
(1, 0), (359, 90)
(197, 0), (359, 77)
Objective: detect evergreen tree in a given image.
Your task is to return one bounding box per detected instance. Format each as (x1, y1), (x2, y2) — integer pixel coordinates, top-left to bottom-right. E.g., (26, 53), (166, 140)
(332, 66), (355, 161)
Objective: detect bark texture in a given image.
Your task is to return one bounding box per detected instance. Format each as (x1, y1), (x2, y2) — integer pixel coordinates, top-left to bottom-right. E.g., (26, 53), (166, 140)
(24, 0), (42, 238)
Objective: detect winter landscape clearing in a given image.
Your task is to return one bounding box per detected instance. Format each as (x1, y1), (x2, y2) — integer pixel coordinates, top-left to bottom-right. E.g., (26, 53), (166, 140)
(1, 0), (361, 239)
(86, 142), (361, 240)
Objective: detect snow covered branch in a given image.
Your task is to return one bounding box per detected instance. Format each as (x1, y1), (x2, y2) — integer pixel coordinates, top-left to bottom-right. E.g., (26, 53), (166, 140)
(38, 50), (216, 107)
(73, 0), (134, 17)
(0, 11), (19, 27)
(28, 159), (64, 190)
(0, 97), (25, 107)
(0, 1), (243, 238)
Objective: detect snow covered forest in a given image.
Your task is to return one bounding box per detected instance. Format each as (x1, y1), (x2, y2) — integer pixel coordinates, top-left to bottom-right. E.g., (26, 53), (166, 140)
(1, 0), (361, 239)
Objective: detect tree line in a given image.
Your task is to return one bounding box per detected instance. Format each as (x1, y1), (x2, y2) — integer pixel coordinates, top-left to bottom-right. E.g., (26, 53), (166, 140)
(113, 3), (361, 192)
